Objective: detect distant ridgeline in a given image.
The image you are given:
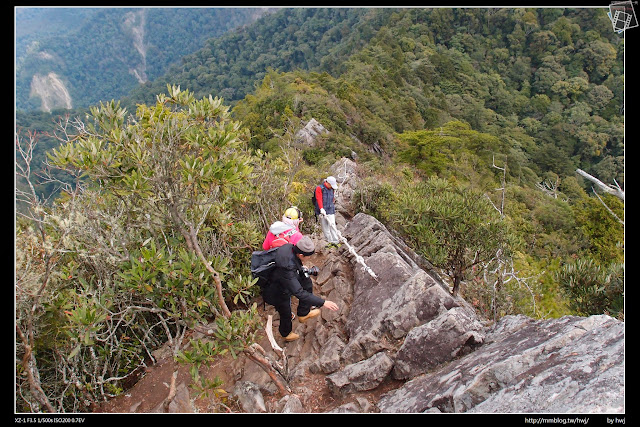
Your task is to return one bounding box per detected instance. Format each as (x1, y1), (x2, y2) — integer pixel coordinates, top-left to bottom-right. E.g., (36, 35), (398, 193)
(15, 7), (270, 111)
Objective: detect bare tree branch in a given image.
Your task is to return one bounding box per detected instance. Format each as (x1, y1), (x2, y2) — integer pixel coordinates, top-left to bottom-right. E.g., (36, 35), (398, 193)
(163, 370), (179, 412)
(536, 177), (559, 199)
(244, 343), (291, 396)
(591, 187), (624, 226)
(576, 169), (625, 201)
(485, 154), (507, 217)
(576, 169), (624, 226)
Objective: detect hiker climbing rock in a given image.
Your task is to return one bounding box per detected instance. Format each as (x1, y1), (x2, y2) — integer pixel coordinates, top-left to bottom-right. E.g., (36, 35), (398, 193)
(313, 176), (340, 248)
(262, 206), (304, 250)
(258, 236), (339, 342)
(309, 170), (378, 280)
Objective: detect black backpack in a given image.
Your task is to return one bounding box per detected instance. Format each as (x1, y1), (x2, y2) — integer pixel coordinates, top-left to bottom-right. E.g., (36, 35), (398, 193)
(250, 247), (280, 289)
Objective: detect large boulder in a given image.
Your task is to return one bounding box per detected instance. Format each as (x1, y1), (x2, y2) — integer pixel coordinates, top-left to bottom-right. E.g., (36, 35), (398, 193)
(326, 351), (394, 396)
(295, 118), (328, 146)
(339, 213), (475, 365)
(232, 381), (267, 413)
(377, 314), (625, 413)
(328, 157), (359, 223)
(392, 306), (485, 380)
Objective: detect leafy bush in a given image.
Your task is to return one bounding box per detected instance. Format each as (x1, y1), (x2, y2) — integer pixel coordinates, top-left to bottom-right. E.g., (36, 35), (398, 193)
(557, 259), (624, 318)
(386, 176), (510, 297)
(16, 87), (264, 411)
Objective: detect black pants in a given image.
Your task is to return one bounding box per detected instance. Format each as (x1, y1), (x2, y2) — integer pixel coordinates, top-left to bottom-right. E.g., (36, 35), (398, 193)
(263, 278), (314, 337)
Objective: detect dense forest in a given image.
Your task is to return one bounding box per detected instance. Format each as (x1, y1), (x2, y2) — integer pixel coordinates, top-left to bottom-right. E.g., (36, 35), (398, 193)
(15, 7), (624, 412)
(16, 8), (269, 110)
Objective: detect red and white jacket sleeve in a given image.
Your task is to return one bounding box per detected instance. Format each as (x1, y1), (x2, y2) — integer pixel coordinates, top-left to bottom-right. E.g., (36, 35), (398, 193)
(315, 185), (324, 210)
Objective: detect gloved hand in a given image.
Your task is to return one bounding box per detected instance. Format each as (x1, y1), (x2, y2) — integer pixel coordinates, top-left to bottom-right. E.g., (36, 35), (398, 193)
(320, 208), (326, 216)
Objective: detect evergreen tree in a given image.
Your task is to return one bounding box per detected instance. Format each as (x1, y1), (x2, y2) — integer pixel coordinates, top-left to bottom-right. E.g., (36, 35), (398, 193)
(387, 177), (510, 297)
(49, 86), (255, 318)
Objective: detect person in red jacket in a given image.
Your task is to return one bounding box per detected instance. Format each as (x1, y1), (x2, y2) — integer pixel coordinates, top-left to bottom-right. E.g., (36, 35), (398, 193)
(314, 176), (340, 248)
(262, 236), (339, 341)
(262, 207), (304, 250)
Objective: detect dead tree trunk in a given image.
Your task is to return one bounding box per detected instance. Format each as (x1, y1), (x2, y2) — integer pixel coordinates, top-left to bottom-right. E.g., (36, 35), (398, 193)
(576, 169), (625, 201)
(576, 169), (624, 225)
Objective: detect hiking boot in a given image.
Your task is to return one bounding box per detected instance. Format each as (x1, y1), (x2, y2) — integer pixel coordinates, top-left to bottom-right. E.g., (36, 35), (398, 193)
(284, 332), (300, 342)
(298, 308), (321, 323)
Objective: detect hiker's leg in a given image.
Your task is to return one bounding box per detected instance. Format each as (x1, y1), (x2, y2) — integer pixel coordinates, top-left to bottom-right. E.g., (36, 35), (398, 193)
(296, 276), (314, 317)
(273, 298), (293, 337)
(320, 215), (333, 243)
(326, 214), (340, 243)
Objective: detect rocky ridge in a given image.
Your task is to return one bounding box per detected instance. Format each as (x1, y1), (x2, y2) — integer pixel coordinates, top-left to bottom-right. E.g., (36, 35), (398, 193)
(100, 156), (624, 414)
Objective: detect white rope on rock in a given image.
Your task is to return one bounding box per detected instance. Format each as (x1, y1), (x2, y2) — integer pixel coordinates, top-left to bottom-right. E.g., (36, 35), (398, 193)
(324, 215), (378, 281)
(324, 158), (377, 280)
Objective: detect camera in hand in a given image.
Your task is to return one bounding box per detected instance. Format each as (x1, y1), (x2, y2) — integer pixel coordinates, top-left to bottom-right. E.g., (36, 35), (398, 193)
(303, 266), (319, 276)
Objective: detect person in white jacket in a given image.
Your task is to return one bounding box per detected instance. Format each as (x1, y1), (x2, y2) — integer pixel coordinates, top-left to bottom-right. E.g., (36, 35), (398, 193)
(313, 176), (340, 248)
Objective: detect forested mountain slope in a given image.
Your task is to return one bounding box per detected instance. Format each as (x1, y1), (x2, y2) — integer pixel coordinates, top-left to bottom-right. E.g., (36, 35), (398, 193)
(16, 7), (271, 111)
(121, 8), (376, 108)
(16, 8), (98, 62)
(19, 8), (624, 193)
(119, 8), (623, 183)
(17, 6), (625, 320)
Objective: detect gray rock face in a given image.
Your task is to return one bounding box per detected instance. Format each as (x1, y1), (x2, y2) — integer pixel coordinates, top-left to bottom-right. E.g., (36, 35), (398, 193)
(340, 212), (473, 366)
(392, 306), (485, 380)
(377, 314), (624, 413)
(232, 381), (266, 413)
(318, 335), (346, 374)
(295, 118), (328, 146)
(276, 394), (304, 413)
(326, 351), (394, 396)
(326, 397), (374, 413)
(332, 212), (623, 413)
